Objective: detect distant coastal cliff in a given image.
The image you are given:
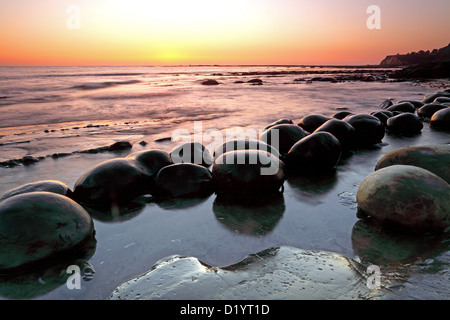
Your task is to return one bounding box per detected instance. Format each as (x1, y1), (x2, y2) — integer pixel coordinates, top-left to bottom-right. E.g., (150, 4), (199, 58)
(382, 43), (450, 79)
(380, 43), (450, 67)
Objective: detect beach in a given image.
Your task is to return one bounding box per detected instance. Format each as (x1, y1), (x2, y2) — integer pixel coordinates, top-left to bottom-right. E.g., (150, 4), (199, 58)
(0, 65), (449, 300)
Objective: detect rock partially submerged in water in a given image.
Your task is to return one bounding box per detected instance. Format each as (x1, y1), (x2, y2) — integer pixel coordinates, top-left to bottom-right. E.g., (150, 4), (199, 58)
(298, 114), (330, 133)
(387, 102), (415, 113)
(126, 149), (172, 178)
(72, 159), (149, 207)
(344, 114), (385, 147)
(386, 113), (423, 136)
(430, 107), (450, 131)
(0, 180), (72, 202)
(109, 246), (387, 300)
(154, 163), (214, 199)
(212, 150), (286, 200)
(313, 119), (355, 152)
(170, 142), (213, 167)
(213, 139), (280, 160)
(375, 144), (450, 184)
(201, 79), (219, 85)
(417, 103), (448, 119)
(356, 165), (450, 231)
(264, 118), (294, 130)
(284, 132), (342, 173)
(0, 192), (94, 273)
(258, 124), (308, 155)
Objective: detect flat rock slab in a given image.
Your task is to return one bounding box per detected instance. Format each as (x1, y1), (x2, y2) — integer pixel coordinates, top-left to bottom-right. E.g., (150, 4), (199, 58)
(110, 246), (391, 300)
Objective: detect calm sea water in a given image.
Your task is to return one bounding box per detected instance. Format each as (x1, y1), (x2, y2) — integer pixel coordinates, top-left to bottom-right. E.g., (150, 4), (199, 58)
(0, 64), (428, 163)
(0, 66), (449, 300)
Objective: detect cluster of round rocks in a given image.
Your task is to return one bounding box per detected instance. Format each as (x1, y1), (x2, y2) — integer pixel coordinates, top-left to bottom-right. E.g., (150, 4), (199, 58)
(0, 89), (449, 274)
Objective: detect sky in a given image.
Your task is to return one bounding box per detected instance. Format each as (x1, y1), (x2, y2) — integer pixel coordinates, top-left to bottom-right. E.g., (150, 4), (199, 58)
(0, 0), (449, 66)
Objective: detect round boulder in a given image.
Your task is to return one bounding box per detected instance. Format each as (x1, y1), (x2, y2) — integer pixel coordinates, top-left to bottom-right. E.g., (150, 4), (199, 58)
(430, 107), (450, 131)
(0, 180), (72, 202)
(264, 119), (294, 130)
(375, 144), (450, 184)
(386, 113), (423, 136)
(387, 102), (416, 113)
(356, 165), (450, 231)
(0, 192), (95, 273)
(72, 159), (149, 207)
(258, 124), (308, 155)
(154, 163), (214, 199)
(213, 139), (280, 160)
(314, 119), (355, 153)
(212, 150), (286, 200)
(126, 149), (172, 178)
(284, 132), (342, 173)
(298, 114), (330, 133)
(170, 142), (213, 167)
(344, 114), (385, 147)
(417, 104), (447, 119)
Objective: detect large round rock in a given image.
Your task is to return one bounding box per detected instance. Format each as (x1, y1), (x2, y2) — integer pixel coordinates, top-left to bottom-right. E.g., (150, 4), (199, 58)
(154, 163), (214, 199)
(0, 180), (72, 202)
(430, 107), (450, 131)
(284, 132), (342, 173)
(170, 142), (213, 167)
(72, 159), (149, 207)
(387, 102), (416, 113)
(344, 114), (385, 147)
(213, 139), (280, 160)
(258, 124), (307, 155)
(212, 150), (286, 200)
(298, 114), (330, 133)
(375, 144), (450, 184)
(0, 192), (95, 273)
(386, 113), (423, 136)
(356, 165), (450, 231)
(126, 149), (172, 178)
(417, 104), (447, 119)
(313, 119), (355, 152)
(264, 119), (294, 130)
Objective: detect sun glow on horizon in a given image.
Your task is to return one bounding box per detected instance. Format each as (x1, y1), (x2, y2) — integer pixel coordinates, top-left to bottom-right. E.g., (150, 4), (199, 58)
(0, 0), (449, 66)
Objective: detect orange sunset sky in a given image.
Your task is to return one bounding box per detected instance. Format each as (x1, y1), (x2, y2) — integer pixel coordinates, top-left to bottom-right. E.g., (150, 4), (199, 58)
(0, 0), (449, 66)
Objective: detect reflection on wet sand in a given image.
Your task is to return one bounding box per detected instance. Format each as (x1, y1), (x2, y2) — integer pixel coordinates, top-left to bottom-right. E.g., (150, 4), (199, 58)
(213, 194), (285, 236)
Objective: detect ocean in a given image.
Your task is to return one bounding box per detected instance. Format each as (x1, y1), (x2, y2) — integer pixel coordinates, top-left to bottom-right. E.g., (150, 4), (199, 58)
(0, 65), (449, 300)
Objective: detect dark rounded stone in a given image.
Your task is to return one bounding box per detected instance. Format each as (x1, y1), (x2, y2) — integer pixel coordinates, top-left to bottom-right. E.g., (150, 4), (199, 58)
(108, 141), (133, 151)
(386, 113), (423, 136)
(154, 163), (214, 199)
(201, 79), (219, 85)
(344, 114), (385, 147)
(423, 91), (450, 104)
(313, 119), (355, 152)
(264, 119), (294, 130)
(375, 144), (450, 184)
(430, 108), (450, 131)
(434, 97), (450, 103)
(212, 150), (286, 200)
(0, 180), (72, 202)
(258, 124), (308, 155)
(0, 192), (94, 273)
(356, 165), (450, 231)
(387, 102), (416, 113)
(333, 111), (353, 120)
(284, 132), (342, 173)
(417, 104), (448, 119)
(126, 149), (172, 178)
(370, 111), (390, 126)
(170, 142), (213, 167)
(398, 100), (424, 109)
(213, 139), (280, 160)
(72, 159), (149, 207)
(298, 114), (330, 133)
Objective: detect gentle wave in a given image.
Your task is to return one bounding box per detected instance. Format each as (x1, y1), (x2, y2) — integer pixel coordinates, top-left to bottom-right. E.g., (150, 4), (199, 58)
(71, 79), (142, 90)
